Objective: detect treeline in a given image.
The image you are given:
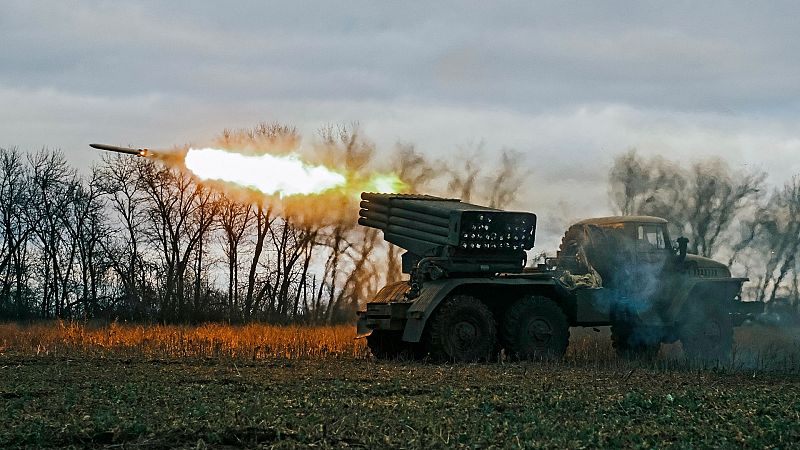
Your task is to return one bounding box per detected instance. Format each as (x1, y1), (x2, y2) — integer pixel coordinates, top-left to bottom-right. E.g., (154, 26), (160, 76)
(0, 124), (524, 323)
(2, 123), (797, 323)
(610, 151), (800, 304)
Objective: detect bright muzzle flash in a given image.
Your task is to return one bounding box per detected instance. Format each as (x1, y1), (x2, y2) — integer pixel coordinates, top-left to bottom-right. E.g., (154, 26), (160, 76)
(184, 147), (404, 196)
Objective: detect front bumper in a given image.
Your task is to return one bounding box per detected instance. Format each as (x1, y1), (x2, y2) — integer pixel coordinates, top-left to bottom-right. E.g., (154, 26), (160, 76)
(355, 302), (411, 338)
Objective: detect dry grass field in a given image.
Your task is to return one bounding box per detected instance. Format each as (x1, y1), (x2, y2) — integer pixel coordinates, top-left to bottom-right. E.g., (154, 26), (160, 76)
(0, 321), (367, 360)
(1, 321), (799, 448)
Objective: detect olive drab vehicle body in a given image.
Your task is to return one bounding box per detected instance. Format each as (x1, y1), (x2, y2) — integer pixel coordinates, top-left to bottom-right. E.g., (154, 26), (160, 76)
(356, 193), (756, 362)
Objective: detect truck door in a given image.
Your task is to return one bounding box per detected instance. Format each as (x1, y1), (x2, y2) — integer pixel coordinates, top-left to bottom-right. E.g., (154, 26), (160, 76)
(635, 224), (668, 264)
(631, 223), (670, 303)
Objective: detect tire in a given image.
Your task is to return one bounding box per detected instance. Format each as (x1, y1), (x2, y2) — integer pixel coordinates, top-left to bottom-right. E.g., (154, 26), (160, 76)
(427, 295), (497, 362)
(679, 302), (733, 362)
(367, 331), (420, 360)
(501, 296), (570, 360)
(611, 320), (661, 360)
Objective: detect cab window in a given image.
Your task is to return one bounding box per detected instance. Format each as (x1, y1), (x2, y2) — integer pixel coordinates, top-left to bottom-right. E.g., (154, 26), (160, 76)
(637, 225), (666, 250)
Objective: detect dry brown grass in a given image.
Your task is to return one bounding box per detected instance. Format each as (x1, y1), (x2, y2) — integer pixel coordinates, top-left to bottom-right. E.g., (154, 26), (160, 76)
(566, 325), (800, 372)
(1, 321), (797, 372)
(0, 321), (368, 360)
(731, 324), (800, 371)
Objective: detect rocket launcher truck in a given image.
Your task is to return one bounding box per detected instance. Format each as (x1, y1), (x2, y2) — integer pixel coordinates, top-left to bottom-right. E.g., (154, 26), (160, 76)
(356, 193), (759, 362)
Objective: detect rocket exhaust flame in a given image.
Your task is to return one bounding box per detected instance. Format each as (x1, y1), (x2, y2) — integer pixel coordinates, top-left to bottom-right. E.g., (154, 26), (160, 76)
(184, 147), (346, 196)
(91, 142), (405, 197)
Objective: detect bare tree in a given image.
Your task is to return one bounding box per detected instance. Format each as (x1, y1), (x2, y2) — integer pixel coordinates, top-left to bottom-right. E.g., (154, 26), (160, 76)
(0, 148), (33, 318)
(217, 122), (300, 155)
(393, 142), (436, 191)
(64, 170), (109, 317)
(265, 216), (318, 321)
(242, 202), (275, 320)
(753, 178), (800, 302)
(26, 150), (77, 317)
(446, 143), (527, 209)
(609, 150), (764, 258)
(333, 227), (381, 322)
(609, 150), (686, 220)
(139, 162), (219, 322)
(447, 142), (483, 203)
(312, 124), (379, 323)
(217, 193), (252, 322)
(383, 143), (437, 283)
(96, 155), (151, 319)
(487, 149), (526, 209)
(684, 159), (764, 257)
(190, 188), (220, 321)
(211, 123), (300, 321)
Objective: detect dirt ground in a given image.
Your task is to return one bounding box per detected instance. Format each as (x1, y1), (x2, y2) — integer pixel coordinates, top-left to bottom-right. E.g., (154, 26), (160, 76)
(1, 323), (798, 448)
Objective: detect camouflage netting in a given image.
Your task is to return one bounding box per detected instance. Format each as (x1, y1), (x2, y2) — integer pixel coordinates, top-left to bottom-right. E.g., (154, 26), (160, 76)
(557, 240), (603, 290)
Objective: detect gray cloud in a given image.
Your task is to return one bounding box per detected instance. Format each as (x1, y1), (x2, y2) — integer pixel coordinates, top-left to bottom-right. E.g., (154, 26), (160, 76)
(5, 1), (800, 109)
(2, 0), (800, 246)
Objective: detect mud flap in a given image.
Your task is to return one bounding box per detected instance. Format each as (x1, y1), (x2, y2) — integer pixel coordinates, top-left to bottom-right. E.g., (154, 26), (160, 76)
(730, 300), (764, 326)
(355, 316), (373, 339)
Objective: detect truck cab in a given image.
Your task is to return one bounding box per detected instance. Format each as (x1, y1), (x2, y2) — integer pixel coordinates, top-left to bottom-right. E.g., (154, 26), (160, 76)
(555, 215), (746, 358)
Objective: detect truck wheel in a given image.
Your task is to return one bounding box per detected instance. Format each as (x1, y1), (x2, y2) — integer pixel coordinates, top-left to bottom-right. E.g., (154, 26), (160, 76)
(611, 321), (661, 360)
(501, 296), (569, 360)
(679, 303), (733, 362)
(427, 295), (497, 362)
(367, 331), (419, 360)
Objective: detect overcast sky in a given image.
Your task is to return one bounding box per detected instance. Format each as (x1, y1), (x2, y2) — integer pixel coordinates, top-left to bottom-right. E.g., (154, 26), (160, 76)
(2, 1), (799, 244)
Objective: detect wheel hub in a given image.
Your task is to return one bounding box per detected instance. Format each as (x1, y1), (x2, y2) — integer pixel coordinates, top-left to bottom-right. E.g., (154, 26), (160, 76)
(526, 318), (553, 344)
(453, 321), (478, 346)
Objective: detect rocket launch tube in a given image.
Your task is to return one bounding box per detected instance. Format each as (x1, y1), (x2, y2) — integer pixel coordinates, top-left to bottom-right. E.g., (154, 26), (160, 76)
(359, 209), (450, 237)
(359, 201), (450, 227)
(357, 218), (451, 245)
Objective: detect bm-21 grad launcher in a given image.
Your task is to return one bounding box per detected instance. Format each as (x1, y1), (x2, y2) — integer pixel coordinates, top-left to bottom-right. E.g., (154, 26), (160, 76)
(357, 192), (755, 363)
(358, 192), (537, 298)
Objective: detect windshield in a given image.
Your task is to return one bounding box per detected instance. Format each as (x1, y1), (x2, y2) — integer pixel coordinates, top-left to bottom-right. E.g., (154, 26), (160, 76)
(636, 224), (666, 250)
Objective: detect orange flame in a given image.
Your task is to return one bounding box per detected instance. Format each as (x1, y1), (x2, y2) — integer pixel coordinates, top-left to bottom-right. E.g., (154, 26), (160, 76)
(183, 147), (404, 197)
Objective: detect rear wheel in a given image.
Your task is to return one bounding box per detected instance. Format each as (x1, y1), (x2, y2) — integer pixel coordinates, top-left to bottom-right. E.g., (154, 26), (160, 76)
(611, 320), (661, 360)
(679, 302), (733, 362)
(501, 296), (570, 360)
(427, 295), (497, 362)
